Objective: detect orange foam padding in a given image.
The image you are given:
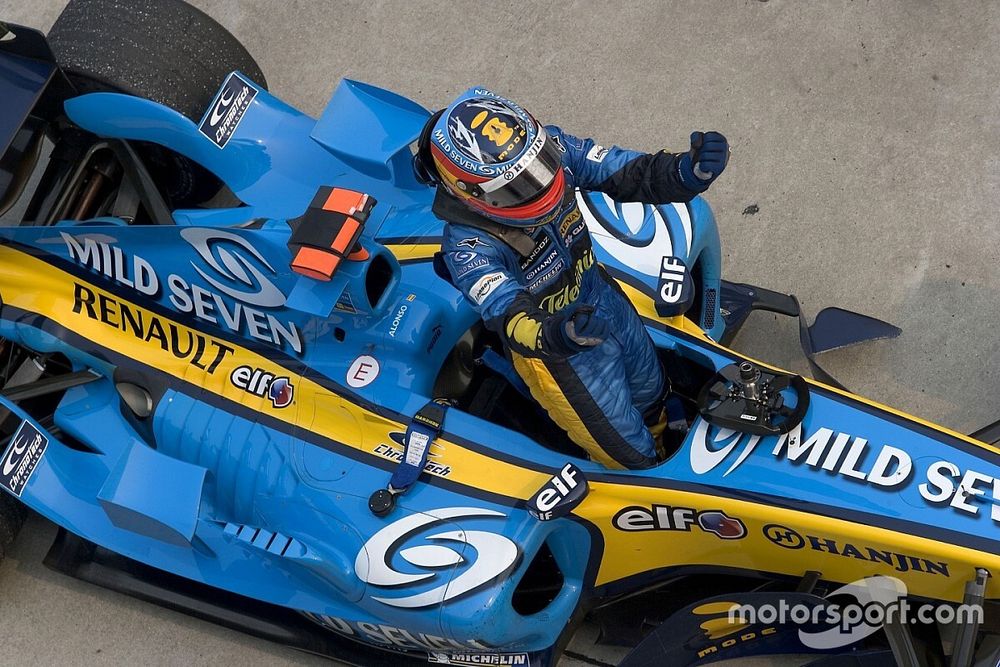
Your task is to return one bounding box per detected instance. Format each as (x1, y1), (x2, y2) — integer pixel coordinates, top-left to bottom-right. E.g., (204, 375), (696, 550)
(323, 188), (368, 216)
(347, 247), (370, 261)
(291, 246), (341, 281)
(330, 217), (361, 254)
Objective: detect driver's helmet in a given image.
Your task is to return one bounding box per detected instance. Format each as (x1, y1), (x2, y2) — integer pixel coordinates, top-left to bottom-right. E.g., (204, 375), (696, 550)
(425, 87), (566, 227)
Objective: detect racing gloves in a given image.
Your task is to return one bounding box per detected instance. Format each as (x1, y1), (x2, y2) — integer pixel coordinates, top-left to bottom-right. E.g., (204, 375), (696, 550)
(503, 296), (608, 358)
(543, 304), (608, 355)
(678, 131), (729, 191)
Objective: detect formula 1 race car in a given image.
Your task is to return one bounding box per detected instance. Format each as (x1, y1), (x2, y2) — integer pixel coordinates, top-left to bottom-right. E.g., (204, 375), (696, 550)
(2, 2), (1000, 666)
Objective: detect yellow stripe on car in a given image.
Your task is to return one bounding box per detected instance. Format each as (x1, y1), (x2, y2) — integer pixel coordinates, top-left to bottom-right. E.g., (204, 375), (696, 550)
(2, 243), (998, 603)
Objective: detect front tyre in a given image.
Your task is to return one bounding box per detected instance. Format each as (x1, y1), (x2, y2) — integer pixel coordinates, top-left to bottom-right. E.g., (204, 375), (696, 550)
(47, 0), (268, 208)
(47, 0), (266, 122)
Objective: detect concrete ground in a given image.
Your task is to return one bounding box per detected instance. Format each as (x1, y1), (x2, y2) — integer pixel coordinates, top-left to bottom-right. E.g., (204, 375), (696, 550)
(0, 0), (997, 665)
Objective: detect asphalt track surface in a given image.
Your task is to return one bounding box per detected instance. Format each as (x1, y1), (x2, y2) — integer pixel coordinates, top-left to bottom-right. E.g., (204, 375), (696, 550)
(0, 1), (997, 665)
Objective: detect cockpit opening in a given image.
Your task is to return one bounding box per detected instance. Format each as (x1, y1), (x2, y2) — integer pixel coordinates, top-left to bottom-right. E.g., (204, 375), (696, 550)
(431, 324), (717, 465)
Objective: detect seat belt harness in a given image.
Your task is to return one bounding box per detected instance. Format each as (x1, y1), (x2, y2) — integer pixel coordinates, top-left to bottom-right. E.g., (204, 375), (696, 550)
(368, 400), (448, 517)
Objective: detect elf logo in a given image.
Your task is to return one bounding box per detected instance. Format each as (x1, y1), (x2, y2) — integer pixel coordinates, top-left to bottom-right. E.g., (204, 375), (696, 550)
(528, 463), (588, 521)
(658, 256), (687, 304)
(230, 365), (294, 408)
(613, 504), (747, 539)
(654, 255), (694, 317)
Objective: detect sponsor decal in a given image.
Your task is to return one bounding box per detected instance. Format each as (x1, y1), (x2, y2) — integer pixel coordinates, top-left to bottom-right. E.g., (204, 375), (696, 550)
(434, 128), (502, 177)
(690, 421), (1000, 523)
(432, 91), (533, 177)
(525, 259), (564, 292)
(494, 134), (525, 163)
(428, 653), (530, 666)
(334, 290), (358, 314)
(374, 431), (451, 478)
(389, 303), (408, 338)
(181, 228), (284, 307)
(62, 231), (302, 354)
(473, 114), (515, 148)
(356, 507), (519, 609)
(470, 272), (508, 305)
(472, 88), (523, 108)
(614, 504), (746, 539)
(562, 220), (587, 244)
(762, 524), (949, 576)
(658, 256), (687, 304)
(522, 250), (559, 282)
(72, 283), (234, 374)
(578, 193), (684, 277)
(463, 99), (521, 158)
(762, 524), (805, 549)
(918, 461), (1000, 522)
(347, 355), (379, 388)
(199, 72), (258, 148)
(406, 431), (430, 467)
(690, 421), (913, 489)
(585, 144), (609, 163)
(229, 365), (293, 408)
(448, 115), (487, 162)
(697, 511), (748, 539)
(426, 324), (443, 353)
(537, 250), (594, 312)
(301, 612), (491, 652)
(518, 233), (550, 270)
(689, 422), (761, 476)
(457, 237), (485, 250)
(485, 131), (545, 188)
(450, 251), (477, 264)
(455, 256), (489, 278)
(558, 208), (581, 238)
(0, 420), (48, 497)
(533, 204), (563, 228)
(268, 378), (294, 409)
(527, 463), (587, 521)
(691, 602), (777, 660)
(694, 601), (760, 641)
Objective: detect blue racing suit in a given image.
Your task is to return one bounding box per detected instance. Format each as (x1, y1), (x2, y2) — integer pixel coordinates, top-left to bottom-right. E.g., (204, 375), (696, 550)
(438, 126), (703, 469)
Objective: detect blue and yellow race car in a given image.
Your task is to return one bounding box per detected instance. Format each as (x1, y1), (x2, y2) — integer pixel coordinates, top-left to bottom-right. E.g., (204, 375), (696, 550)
(1, 2), (999, 666)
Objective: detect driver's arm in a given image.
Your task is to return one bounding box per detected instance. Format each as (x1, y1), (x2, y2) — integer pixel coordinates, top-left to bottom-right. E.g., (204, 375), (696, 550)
(442, 228), (547, 357)
(546, 125), (719, 204)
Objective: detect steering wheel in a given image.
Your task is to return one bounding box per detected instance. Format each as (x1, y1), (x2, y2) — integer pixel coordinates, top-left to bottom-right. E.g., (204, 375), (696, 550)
(697, 361), (810, 436)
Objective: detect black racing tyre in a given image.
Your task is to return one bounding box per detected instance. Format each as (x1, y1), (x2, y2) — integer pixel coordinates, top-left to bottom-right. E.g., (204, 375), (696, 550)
(0, 492), (26, 561)
(47, 0), (267, 121)
(47, 0), (268, 207)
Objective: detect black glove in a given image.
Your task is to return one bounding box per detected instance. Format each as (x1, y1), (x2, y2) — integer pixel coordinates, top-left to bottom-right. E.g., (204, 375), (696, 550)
(678, 131), (729, 191)
(542, 304), (609, 356)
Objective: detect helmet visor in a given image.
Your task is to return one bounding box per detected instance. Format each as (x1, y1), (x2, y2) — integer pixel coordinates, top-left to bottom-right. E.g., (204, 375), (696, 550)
(474, 127), (563, 209)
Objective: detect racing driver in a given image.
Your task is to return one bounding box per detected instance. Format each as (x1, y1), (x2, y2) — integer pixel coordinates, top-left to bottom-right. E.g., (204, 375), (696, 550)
(415, 86), (728, 469)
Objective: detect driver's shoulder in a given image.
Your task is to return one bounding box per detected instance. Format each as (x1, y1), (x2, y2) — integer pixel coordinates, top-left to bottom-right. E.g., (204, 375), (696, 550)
(442, 222), (507, 258)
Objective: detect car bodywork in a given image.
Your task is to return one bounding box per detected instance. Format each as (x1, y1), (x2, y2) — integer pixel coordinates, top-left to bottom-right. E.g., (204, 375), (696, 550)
(1, 21), (999, 667)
